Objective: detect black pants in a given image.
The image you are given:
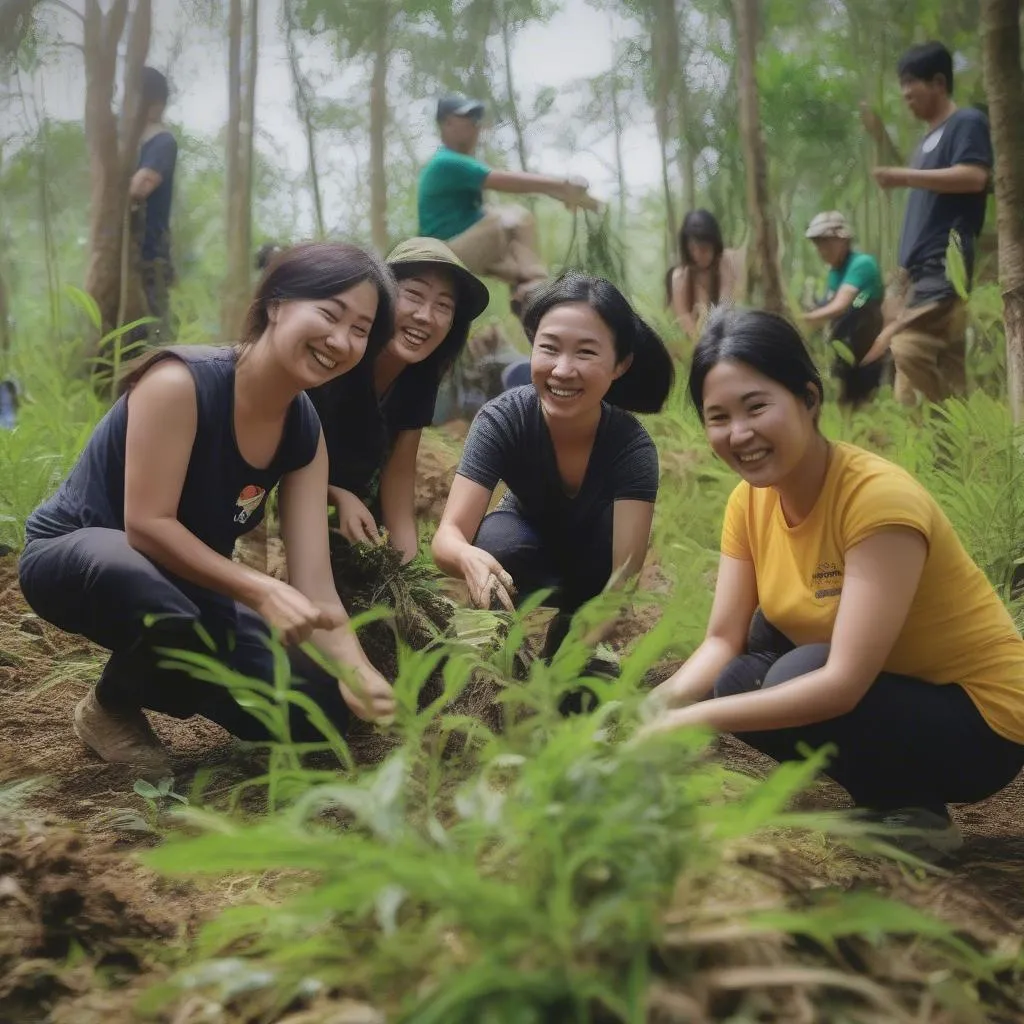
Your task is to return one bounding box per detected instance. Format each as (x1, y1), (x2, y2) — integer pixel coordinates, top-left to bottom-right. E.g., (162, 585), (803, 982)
(18, 528), (351, 742)
(714, 612), (1024, 814)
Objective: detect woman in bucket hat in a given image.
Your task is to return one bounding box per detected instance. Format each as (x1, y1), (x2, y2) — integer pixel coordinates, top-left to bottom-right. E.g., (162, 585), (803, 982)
(307, 238), (489, 563)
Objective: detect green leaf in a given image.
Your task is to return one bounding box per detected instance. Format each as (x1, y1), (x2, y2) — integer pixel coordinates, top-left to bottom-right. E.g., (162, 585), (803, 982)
(945, 229), (970, 300)
(64, 285), (101, 330)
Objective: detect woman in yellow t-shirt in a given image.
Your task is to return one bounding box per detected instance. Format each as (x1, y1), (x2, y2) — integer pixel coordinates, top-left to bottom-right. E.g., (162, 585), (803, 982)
(647, 309), (1024, 850)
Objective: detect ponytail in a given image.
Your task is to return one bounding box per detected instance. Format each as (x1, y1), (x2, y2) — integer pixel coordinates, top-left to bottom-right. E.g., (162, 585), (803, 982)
(522, 272), (674, 414)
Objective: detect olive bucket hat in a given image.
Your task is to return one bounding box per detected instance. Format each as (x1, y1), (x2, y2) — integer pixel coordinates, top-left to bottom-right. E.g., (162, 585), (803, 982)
(386, 237), (490, 320)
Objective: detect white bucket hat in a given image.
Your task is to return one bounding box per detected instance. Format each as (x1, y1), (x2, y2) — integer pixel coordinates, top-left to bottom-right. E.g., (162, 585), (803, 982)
(806, 211), (853, 240)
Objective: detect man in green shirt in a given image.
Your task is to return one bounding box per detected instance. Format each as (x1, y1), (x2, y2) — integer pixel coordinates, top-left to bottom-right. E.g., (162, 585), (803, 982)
(803, 211), (887, 407)
(418, 95), (596, 316)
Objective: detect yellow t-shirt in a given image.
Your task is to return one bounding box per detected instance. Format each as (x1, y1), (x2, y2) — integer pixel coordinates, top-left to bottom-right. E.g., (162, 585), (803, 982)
(721, 442), (1024, 744)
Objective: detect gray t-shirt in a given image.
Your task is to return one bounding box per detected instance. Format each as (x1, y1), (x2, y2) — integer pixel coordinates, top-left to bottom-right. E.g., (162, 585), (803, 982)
(456, 385), (659, 541)
(897, 107), (992, 306)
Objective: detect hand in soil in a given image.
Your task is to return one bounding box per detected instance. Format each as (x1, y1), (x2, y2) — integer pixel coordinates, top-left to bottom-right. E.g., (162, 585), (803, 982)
(340, 663), (397, 723)
(254, 579), (346, 645)
(462, 548), (515, 611)
(330, 486), (382, 547)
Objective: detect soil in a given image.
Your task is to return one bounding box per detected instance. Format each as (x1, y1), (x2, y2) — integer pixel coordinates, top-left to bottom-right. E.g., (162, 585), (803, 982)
(3, 426), (1024, 1022)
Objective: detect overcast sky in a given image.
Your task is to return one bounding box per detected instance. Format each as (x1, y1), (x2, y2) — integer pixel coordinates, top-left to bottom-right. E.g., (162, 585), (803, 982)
(12, 0), (665, 233)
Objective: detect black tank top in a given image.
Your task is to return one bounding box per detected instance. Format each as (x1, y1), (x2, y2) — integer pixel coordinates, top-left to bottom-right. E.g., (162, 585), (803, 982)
(25, 346), (321, 558)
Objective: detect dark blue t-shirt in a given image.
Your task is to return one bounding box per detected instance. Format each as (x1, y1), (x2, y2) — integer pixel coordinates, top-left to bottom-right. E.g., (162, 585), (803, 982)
(897, 107), (992, 305)
(307, 359), (439, 498)
(138, 130), (177, 261)
(456, 385), (659, 542)
(25, 347), (321, 558)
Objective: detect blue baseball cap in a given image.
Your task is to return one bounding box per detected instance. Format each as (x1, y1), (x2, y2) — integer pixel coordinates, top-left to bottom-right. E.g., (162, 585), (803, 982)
(436, 95), (485, 122)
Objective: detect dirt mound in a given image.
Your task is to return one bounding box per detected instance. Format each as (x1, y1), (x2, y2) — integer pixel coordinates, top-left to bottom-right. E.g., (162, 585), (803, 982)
(0, 824), (191, 1020)
(415, 428), (462, 524)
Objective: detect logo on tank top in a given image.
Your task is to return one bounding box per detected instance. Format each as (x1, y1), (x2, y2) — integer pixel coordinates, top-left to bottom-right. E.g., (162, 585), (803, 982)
(811, 559), (843, 600)
(234, 484), (266, 524)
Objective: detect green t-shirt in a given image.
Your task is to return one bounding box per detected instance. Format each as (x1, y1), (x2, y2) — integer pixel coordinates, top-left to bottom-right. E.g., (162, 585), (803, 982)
(418, 146), (491, 240)
(826, 250), (884, 306)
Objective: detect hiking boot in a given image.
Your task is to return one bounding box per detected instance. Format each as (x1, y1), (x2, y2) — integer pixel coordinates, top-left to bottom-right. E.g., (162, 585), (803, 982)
(861, 807), (964, 860)
(73, 690), (170, 775)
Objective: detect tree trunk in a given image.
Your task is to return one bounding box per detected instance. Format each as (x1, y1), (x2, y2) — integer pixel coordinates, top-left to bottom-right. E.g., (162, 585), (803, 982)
(676, 73), (696, 214)
(651, 0), (678, 261)
(82, 0), (152, 356)
(732, 0), (785, 313)
(285, 8), (325, 237)
(608, 62), (628, 240)
(222, 0), (259, 340)
(981, 0), (1024, 422)
(501, 9), (529, 172)
(368, 5), (390, 254)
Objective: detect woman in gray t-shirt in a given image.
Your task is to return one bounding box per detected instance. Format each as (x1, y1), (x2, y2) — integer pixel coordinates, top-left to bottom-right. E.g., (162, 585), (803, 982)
(432, 273), (673, 662)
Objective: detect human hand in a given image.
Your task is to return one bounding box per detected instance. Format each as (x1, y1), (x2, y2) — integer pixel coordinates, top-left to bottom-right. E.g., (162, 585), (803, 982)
(562, 177), (600, 213)
(460, 547), (516, 610)
(871, 167), (907, 190)
(253, 580), (346, 645)
(330, 487), (381, 546)
(340, 663), (397, 724)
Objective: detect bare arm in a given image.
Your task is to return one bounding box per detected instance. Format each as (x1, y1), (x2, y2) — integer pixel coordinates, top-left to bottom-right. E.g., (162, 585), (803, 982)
(432, 474), (514, 609)
(378, 429), (421, 565)
(129, 167), (163, 201)
(648, 554), (759, 709)
(803, 284), (859, 324)
(719, 251), (740, 304)
(873, 163), (989, 194)
(670, 267), (698, 336)
(648, 528), (928, 735)
(484, 169), (596, 209)
(279, 438), (395, 721)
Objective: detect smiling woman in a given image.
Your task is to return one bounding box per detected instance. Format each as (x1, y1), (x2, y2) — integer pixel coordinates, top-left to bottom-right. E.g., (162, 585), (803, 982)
(307, 238), (489, 565)
(645, 308), (1024, 855)
(432, 273), (674, 683)
(17, 242), (399, 773)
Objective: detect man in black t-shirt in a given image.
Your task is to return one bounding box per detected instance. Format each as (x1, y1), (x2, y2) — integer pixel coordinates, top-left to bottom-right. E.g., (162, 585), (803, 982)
(861, 42), (992, 405)
(130, 68), (177, 340)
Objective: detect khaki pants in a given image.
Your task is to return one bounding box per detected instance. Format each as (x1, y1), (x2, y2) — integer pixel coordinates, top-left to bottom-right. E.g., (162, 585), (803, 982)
(447, 206), (548, 295)
(889, 277), (968, 406)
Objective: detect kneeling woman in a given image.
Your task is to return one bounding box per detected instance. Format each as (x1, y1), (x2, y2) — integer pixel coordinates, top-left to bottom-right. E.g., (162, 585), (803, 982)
(432, 273), (674, 654)
(648, 309), (1024, 844)
(308, 238), (489, 563)
(19, 243), (398, 773)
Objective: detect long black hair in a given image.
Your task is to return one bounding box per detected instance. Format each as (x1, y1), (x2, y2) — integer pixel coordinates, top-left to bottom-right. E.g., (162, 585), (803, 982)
(669, 209), (726, 310)
(522, 273), (674, 414)
(688, 307), (824, 421)
(243, 242), (397, 361)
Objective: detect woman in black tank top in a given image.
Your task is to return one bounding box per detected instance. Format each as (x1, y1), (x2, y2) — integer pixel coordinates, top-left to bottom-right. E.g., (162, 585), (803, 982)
(19, 243), (400, 773)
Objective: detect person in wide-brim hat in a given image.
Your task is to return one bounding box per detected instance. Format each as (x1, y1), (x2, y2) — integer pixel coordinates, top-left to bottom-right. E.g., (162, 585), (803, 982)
(306, 237), (490, 564)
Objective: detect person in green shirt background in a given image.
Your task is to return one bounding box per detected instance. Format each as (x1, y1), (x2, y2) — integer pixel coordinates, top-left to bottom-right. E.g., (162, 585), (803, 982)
(417, 95), (597, 318)
(803, 211), (887, 408)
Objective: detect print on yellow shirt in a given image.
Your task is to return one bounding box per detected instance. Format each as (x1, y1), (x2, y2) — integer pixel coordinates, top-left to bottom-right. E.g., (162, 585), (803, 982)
(721, 442), (1024, 744)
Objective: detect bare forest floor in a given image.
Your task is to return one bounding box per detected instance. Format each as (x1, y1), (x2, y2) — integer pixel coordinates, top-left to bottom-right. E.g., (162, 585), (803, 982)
(2, 427), (1024, 1022)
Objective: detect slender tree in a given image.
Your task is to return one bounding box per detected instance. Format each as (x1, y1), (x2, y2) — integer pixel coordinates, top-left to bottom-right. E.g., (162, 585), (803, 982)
(222, 0), (259, 340)
(284, 3), (325, 238)
(731, 0), (784, 313)
(82, 0), (152, 351)
(981, 0), (1024, 421)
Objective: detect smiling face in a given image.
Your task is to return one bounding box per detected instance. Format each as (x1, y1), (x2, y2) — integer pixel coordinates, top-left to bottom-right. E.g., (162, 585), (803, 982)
(387, 268), (457, 366)
(268, 279), (379, 388)
(530, 302), (630, 424)
(701, 359), (819, 488)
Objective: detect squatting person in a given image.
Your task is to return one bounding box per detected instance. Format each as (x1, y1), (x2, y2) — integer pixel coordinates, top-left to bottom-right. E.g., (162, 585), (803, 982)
(432, 273), (675, 667)
(307, 237), (490, 564)
(18, 243), (398, 773)
(645, 309), (1024, 853)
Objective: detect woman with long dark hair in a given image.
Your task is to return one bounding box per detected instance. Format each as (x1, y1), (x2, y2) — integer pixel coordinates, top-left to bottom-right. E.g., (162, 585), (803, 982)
(308, 238), (489, 563)
(18, 243), (399, 773)
(644, 308), (1024, 853)
(432, 273), (674, 657)
(666, 210), (742, 336)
